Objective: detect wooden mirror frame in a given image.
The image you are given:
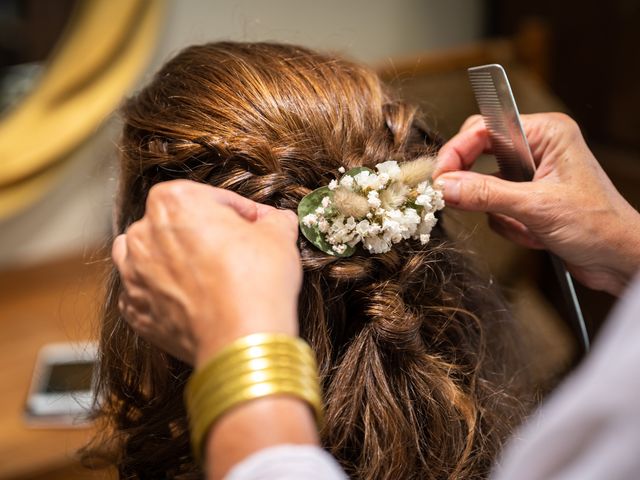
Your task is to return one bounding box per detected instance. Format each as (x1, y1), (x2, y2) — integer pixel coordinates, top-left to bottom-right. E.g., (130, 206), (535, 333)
(0, 0), (164, 219)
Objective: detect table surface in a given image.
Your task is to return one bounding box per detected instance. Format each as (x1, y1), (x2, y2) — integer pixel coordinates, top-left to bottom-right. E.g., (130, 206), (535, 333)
(0, 254), (110, 479)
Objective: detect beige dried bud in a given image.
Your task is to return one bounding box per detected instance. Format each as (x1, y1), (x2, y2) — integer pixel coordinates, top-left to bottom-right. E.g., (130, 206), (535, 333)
(398, 156), (436, 187)
(380, 182), (409, 209)
(333, 187), (369, 219)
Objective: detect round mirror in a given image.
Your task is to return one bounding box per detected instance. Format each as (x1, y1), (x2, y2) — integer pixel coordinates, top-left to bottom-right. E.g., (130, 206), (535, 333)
(0, 0), (164, 219)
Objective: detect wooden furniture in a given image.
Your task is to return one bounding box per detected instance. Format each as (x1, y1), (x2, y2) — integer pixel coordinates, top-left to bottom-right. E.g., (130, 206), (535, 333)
(0, 254), (113, 479)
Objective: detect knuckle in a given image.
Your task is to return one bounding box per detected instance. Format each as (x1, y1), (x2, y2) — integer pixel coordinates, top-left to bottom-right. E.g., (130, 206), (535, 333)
(461, 114), (483, 131)
(148, 180), (188, 204)
(126, 221), (144, 242)
(549, 112), (579, 134)
(148, 182), (171, 202)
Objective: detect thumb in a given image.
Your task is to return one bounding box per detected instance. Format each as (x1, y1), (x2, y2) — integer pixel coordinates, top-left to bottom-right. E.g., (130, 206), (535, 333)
(437, 171), (537, 222)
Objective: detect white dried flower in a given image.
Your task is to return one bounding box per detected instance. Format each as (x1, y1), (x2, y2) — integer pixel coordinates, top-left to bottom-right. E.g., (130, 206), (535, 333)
(353, 170), (373, 189)
(318, 218), (330, 233)
(367, 190), (381, 209)
(415, 194), (432, 208)
(338, 166), (346, 173)
(433, 190), (445, 210)
(376, 160), (401, 181)
(302, 213), (318, 227)
(332, 244), (347, 254)
(301, 158), (444, 256)
(340, 175), (354, 189)
(363, 235), (392, 254)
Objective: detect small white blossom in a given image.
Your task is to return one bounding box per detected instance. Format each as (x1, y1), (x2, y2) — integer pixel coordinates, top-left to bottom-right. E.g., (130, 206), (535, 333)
(321, 196), (331, 208)
(355, 219), (371, 236)
(415, 194), (432, 208)
(302, 213), (318, 227)
(315, 206), (325, 215)
(332, 244), (347, 254)
(363, 235), (392, 254)
(419, 234), (430, 244)
(421, 212), (437, 229)
(376, 160), (401, 181)
(433, 190), (445, 210)
(367, 190), (381, 209)
(318, 218), (330, 233)
(328, 179), (338, 190)
(353, 170), (373, 189)
(340, 175), (354, 190)
(338, 166), (346, 174)
(378, 172), (390, 186)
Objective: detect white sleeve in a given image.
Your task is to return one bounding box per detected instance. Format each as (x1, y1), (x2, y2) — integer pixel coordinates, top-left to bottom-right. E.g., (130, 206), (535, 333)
(492, 275), (640, 480)
(225, 445), (348, 480)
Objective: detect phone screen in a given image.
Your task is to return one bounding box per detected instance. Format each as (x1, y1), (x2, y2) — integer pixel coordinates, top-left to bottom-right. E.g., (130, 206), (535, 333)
(44, 361), (94, 393)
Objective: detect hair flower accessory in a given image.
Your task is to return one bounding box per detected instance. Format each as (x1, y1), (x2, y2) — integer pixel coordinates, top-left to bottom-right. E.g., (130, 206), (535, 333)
(298, 157), (445, 257)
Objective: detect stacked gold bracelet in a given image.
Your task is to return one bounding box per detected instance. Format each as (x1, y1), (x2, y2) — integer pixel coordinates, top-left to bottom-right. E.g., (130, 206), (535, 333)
(185, 333), (323, 461)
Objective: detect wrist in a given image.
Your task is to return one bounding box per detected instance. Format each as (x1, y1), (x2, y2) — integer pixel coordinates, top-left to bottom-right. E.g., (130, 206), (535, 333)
(206, 396), (319, 480)
(595, 207), (640, 295)
(195, 308), (299, 367)
(185, 333), (323, 467)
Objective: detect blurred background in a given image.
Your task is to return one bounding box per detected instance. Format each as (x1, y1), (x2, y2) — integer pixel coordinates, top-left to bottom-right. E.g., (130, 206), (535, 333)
(0, 0), (638, 478)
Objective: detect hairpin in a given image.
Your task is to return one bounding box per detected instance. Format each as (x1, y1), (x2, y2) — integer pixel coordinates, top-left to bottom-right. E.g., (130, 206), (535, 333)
(298, 158), (444, 256)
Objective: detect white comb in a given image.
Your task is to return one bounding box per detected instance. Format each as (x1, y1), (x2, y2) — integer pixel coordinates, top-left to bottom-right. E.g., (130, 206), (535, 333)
(468, 64), (590, 353)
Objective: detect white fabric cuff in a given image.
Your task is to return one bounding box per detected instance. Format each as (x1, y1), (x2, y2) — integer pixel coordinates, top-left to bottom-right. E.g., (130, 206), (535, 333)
(225, 444), (348, 480)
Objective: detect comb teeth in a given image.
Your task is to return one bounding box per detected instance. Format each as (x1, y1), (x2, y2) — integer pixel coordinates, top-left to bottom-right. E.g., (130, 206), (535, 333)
(468, 66), (535, 182)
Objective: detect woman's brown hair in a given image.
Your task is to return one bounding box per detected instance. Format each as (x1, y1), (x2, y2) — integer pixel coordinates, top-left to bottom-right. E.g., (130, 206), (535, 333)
(87, 42), (531, 479)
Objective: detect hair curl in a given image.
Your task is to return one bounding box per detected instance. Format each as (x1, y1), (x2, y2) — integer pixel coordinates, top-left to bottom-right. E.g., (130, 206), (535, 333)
(84, 42), (531, 479)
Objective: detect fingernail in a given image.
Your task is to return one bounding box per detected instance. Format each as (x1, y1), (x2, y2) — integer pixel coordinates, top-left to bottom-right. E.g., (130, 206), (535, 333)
(437, 175), (461, 205)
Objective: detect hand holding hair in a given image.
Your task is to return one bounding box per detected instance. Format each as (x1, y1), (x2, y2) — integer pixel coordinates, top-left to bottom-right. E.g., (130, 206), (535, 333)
(112, 179), (302, 366)
(112, 179), (321, 480)
(434, 112), (640, 296)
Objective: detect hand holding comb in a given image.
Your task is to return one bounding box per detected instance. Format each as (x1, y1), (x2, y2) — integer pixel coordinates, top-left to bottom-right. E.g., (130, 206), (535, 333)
(468, 64), (590, 353)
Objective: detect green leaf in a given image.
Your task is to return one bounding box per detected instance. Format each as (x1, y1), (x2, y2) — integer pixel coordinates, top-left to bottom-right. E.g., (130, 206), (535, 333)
(298, 186), (355, 257)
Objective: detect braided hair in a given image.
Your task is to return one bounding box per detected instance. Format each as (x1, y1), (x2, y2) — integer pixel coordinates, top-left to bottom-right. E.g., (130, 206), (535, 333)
(85, 42), (531, 479)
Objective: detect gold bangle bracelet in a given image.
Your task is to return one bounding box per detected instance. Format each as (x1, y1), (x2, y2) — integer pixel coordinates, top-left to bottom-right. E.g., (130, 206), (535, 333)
(185, 333), (323, 462)
(186, 333), (316, 397)
(189, 378), (323, 457)
(187, 347), (318, 400)
(187, 361), (318, 415)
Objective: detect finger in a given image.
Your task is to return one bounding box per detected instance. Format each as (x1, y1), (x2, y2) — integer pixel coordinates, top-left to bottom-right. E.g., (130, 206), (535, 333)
(112, 234), (128, 271)
(257, 207), (300, 242)
(120, 284), (151, 311)
(488, 213), (545, 250)
(459, 114), (484, 133)
(436, 170), (539, 223)
(119, 291), (153, 330)
(117, 297), (193, 363)
(255, 202), (279, 220)
(434, 121), (493, 177)
(147, 180), (259, 222)
(208, 186), (259, 221)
